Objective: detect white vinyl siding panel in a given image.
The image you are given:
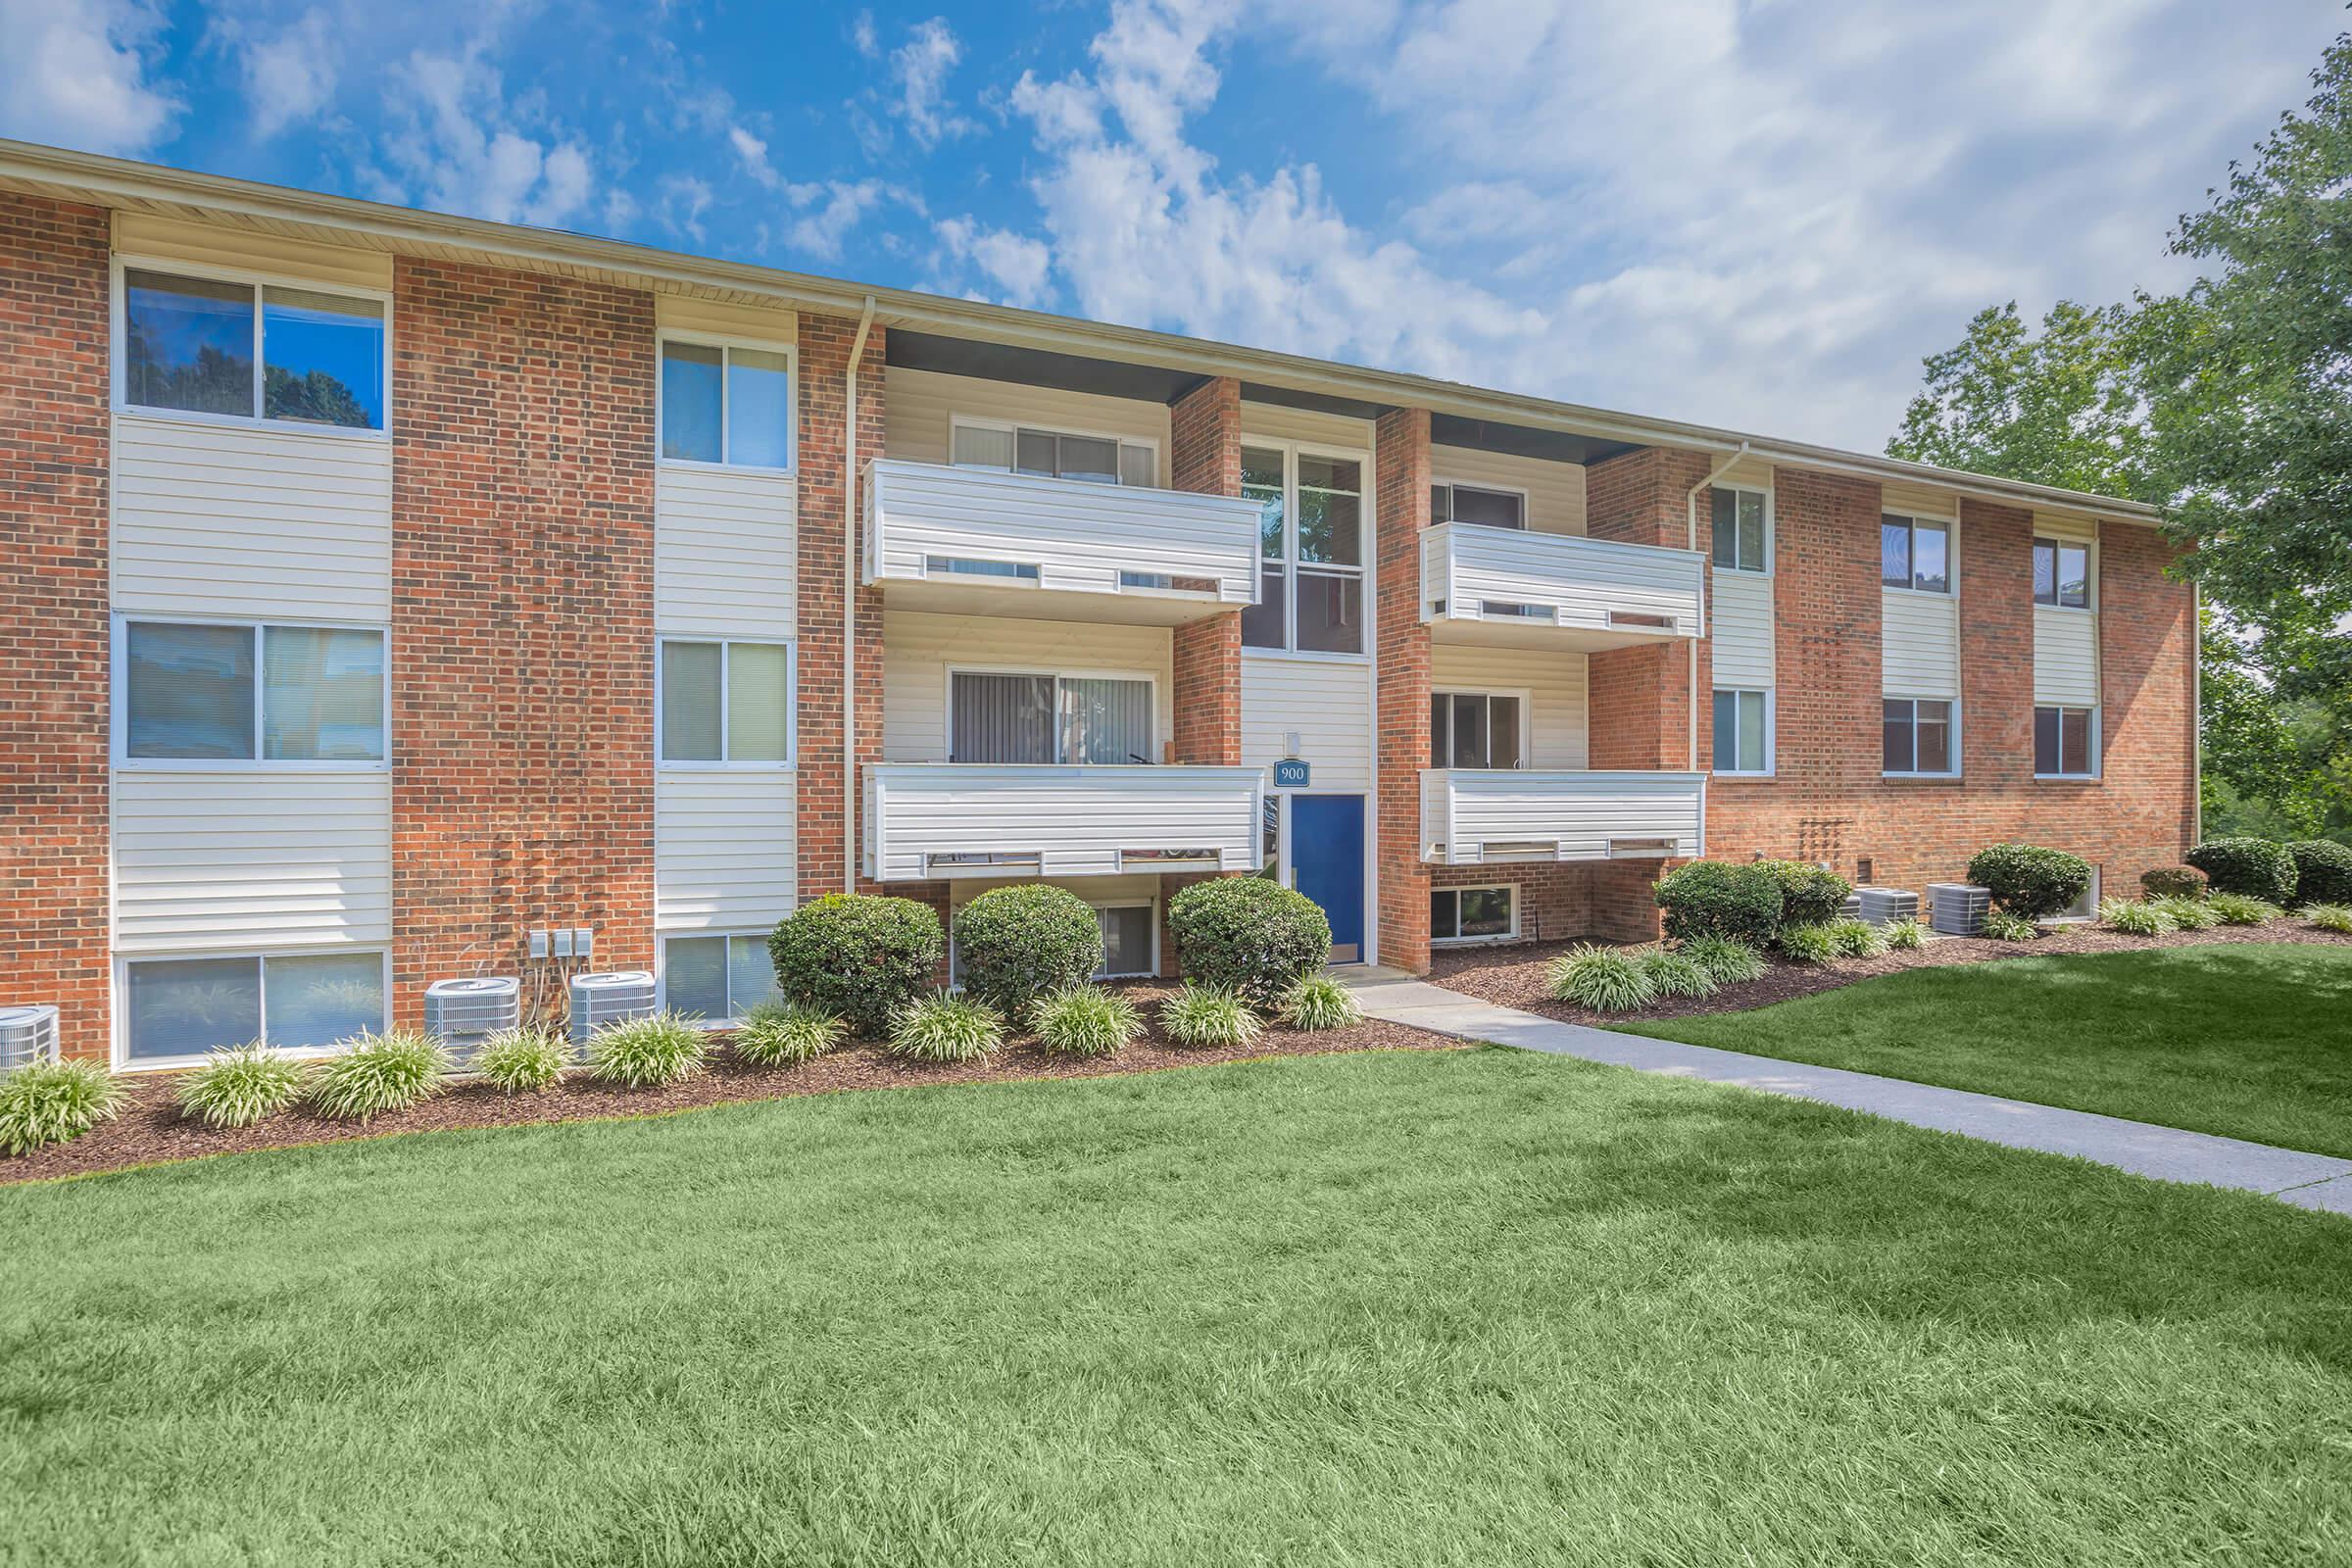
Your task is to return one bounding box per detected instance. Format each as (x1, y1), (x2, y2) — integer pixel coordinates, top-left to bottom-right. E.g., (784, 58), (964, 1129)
(866, 765), (1263, 881)
(1242, 655), (1374, 792)
(1880, 481), (1959, 520)
(884, 367), (1170, 480)
(2034, 606), (2101, 706)
(1421, 770), (1705, 864)
(883, 612), (1173, 762)
(1430, 445), (1586, 535)
(656, 466), (797, 636)
(1422, 523), (1702, 635)
(114, 212), (393, 291)
(2033, 511), (2099, 544)
(654, 771), (797, 930)
(1883, 590), (1960, 698)
(655, 293), (798, 343)
(113, 413), (392, 620)
(114, 771), (390, 953)
(1709, 570), (1776, 687)
(1431, 646), (1588, 769)
(1240, 401), (1374, 452)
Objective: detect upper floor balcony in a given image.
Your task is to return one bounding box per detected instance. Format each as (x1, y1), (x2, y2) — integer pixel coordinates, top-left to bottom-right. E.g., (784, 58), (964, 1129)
(1421, 768), (1705, 865)
(864, 763), (1265, 883)
(863, 459), (1263, 626)
(1419, 522), (1705, 649)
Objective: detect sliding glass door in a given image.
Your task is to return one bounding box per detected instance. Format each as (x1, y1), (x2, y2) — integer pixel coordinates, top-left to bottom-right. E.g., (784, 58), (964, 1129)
(951, 671), (1153, 764)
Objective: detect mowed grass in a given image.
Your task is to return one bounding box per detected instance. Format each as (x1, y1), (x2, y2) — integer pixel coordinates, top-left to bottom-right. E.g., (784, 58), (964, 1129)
(3, 1050), (2349, 1567)
(1617, 943), (2352, 1158)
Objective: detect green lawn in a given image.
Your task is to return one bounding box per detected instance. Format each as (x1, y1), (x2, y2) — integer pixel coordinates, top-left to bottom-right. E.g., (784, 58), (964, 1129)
(3, 1050), (2348, 1567)
(1616, 943), (2352, 1158)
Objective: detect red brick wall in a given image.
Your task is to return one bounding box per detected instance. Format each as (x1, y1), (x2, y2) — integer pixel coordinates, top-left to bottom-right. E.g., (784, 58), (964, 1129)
(0, 195), (111, 1058)
(1375, 407), (1433, 972)
(1584, 446), (1709, 773)
(388, 261), (657, 1025)
(1169, 376), (1242, 769)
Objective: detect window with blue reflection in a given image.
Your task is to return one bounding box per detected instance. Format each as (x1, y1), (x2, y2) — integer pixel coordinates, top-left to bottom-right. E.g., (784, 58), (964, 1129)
(124, 270), (255, 417)
(263, 287), (384, 428)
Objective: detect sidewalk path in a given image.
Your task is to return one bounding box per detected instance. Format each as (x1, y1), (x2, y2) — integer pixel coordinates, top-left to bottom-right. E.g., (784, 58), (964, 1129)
(1347, 971), (2352, 1216)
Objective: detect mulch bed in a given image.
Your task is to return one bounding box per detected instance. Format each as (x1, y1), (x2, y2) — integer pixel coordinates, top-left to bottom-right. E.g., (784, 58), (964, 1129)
(4, 980), (1456, 1185)
(1428, 920), (2352, 1029)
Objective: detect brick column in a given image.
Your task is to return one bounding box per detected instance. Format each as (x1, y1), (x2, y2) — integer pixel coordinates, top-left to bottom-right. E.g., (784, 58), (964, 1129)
(2097, 521), (2200, 876)
(1168, 375), (1242, 767)
(0, 195), (112, 1059)
(1584, 447), (1710, 773)
(389, 261), (658, 1023)
(1374, 407), (1432, 973)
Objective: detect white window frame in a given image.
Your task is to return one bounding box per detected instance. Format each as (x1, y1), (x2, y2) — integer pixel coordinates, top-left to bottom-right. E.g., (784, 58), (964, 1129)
(657, 330), (798, 474)
(1711, 687), (1776, 777)
(1881, 696), (1961, 778)
(655, 637), (798, 768)
(1430, 477), (1529, 530)
(943, 662), (1160, 766)
(1430, 687), (1533, 770)
(2032, 536), (2095, 612)
(2034, 704), (2102, 781)
(114, 949), (391, 1071)
(1430, 883), (1520, 945)
(1709, 483), (1774, 576)
(948, 414), (1161, 487)
(111, 255), (394, 440)
(112, 614), (391, 772)
(1241, 435), (1374, 662)
(659, 930), (782, 1027)
(1881, 512), (1956, 596)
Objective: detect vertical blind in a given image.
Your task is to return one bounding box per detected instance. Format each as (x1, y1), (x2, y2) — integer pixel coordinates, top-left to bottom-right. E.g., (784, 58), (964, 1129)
(951, 672), (1152, 764)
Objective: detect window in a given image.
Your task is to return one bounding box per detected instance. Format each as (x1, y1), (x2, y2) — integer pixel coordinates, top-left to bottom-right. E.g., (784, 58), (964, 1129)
(1431, 886), (1516, 943)
(663, 934), (781, 1023)
(1710, 486), (1768, 572)
(1431, 481), (1525, 529)
(1243, 445), (1366, 654)
(2033, 538), (2090, 609)
(949, 670), (1153, 765)
(1882, 698), (1956, 775)
(1713, 688), (1771, 774)
(2054, 868), (2100, 922)
(1881, 514), (1951, 593)
(1429, 692), (1523, 769)
(2034, 706), (2098, 778)
(1095, 906), (1155, 977)
(122, 269), (386, 430)
(123, 952), (385, 1062)
(661, 338), (794, 467)
(121, 620), (385, 763)
(659, 640), (793, 762)
(953, 421), (1156, 487)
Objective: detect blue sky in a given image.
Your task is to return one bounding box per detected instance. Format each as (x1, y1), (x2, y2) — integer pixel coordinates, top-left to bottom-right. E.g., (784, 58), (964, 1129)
(2, 0), (2341, 451)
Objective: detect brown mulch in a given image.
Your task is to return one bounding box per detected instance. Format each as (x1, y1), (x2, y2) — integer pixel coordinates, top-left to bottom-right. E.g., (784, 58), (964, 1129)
(1427, 920), (2352, 1029)
(5, 981), (1455, 1185)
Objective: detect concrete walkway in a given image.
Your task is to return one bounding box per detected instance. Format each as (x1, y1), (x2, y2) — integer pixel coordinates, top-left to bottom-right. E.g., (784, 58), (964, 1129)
(1347, 971), (2352, 1216)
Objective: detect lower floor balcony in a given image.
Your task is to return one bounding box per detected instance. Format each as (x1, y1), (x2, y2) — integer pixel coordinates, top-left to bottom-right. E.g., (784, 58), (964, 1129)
(864, 764), (1266, 883)
(1420, 769), (1705, 865)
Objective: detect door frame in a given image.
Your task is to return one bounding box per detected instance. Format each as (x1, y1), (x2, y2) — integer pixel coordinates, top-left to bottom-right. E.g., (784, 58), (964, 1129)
(1283, 791), (1369, 965)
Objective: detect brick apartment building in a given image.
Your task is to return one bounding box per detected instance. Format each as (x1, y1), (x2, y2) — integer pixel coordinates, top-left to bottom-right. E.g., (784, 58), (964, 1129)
(0, 141), (2198, 1068)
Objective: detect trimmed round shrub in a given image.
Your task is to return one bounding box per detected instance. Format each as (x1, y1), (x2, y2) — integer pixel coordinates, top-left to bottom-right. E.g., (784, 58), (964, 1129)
(952, 885), (1104, 1023)
(474, 1027), (568, 1095)
(588, 1013), (710, 1087)
(1775, 923), (1838, 964)
(1157, 984), (1263, 1050)
(178, 1043), (309, 1128)
(309, 1029), (450, 1122)
(1546, 945), (1657, 1011)
(1755, 860), (1853, 927)
(1639, 948), (1719, 1000)
(733, 1001), (848, 1067)
(1882, 917), (1928, 951)
(1966, 843), (2092, 919)
(0, 1059), (126, 1156)
(2205, 893), (2283, 926)
(2185, 838), (2297, 903)
(1167, 878), (1331, 1010)
(2304, 904), (2352, 934)
(1682, 936), (1768, 984)
(888, 991), (1004, 1063)
(2150, 895), (2217, 931)
(1980, 908), (2038, 943)
(1279, 972), (1364, 1032)
(1034, 985), (1144, 1057)
(1827, 917), (1887, 958)
(1654, 860), (1782, 948)
(2288, 840), (2352, 906)
(2140, 865), (2206, 901)
(768, 895), (946, 1038)
(2099, 897), (2173, 936)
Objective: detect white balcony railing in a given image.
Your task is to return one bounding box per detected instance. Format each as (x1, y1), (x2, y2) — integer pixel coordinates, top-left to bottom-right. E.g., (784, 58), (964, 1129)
(1421, 769), (1705, 865)
(1420, 522), (1705, 643)
(865, 764), (1266, 882)
(864, 459), (1262, 623)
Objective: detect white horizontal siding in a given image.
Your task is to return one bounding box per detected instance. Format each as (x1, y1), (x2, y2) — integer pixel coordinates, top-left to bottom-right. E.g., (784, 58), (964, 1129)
(115, 213), (392, 291)
(1242, 655), (1374, 793)
(1431, 645), (1589, 769)
(656, 465), (797, 637)
(866, 765), (1262, 881)
(2033, 510), (2098, 544)
(2034, 607), (2101, 706)
(656, 293), (797, 344)
(1431, 444), (1586, 535)
(654, 770), (797, 930)
(1241, 401), (1374, 453)
(1709, 571), (1776, 687)
(883, 612), (1174, 761)
(113, 414), (392, 621)
(884, 368), (1171, 479)
(1422, 770), (1705, 864)
(114, 771), (390, 953)
(1881, 481), (1959, 520)
(1883, 590), (1959, 698)
(1424, 523), (1702, 635)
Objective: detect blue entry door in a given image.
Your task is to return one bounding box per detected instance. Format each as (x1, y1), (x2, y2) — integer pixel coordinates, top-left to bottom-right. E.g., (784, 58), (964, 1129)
(1289, 794), (1366, 963)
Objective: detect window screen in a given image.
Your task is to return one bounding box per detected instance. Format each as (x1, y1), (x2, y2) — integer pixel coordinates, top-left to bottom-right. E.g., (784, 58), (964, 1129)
(125, 621), (255, 760)
(262, 626), (384, 760)
(1096, 906), (1154, 977)
(662, 641), (723, 760)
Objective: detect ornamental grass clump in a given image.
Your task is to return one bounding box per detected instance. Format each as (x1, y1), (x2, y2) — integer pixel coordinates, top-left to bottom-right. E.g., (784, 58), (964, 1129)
(307, 1029), (450, 1123)
(733, 1001), (848, 1067)
(587, 1013), (710, 1088)
(1638, 948), (1718, 1000)
(1827, 917), (1887, 958)
(2099, 897), (2174, 936)
(1280, 972), (1363, 1032)
(1680, 936), (1768, 985)
(2151, 896), (2218, 931)
(2303, 903), (2352, 934)
(473, 1027), (569, 1095)
(1157, 984), (1263, 1050)
(888, 991), (1004, 1063)
(2206, 893), (2283, 926)
(1033, 985), (1144, 1057)
(1979, 909), (2038, 943)
(1881, 917), (1929, 952)
(176, 1044), (308, 1129)
(1775, 923), (1838, 964)
(0, 1059), (126, 1156)
(1546, 945), (1657, 1011)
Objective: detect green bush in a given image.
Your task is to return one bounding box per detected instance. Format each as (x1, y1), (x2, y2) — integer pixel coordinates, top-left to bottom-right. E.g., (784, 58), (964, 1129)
(2287, 840), (2352, 906)
(1680, 936), (1768, 985)
(952, 885), (1104, 1024)
(1775, 923), (1838, 964)
(1827, 917), (1887, 958)
(0, 1059), (126, 1155)
(2140, 865), (2207, 900)
(177, 1044), (308, 1128)
(888, 991), (1004, 1063)
(1546, 945), (1658, 1010)
(474, 1028), (568, 1095)
(588, 1013), (710, 1088)
(1639, 948), (1718, 1000)
(2099, 897), (2173, 936)
(1157, 984), (1263, 1050)
(1279, 972), (1363, 1032)
(768, 895), (945, 1037)
(1881, 917), (1928, 951)
(1033, 986), (1144, 1057)
(1980, 908), (2038, 943)
(1966, 843), (2092, 919)
(2303, 903), (2352, 934)
(2185, 838), (2297, 903)
(2206, 893), (2283, 926)
(2151, 896), (2217, 931)
(1755, 860), (1853, 928)
(308, 1029), (450, 1122)
(1653, 860), (1783, 948)
(1167, 878), (1331, 1010)
(733, 1001), (848, 1067)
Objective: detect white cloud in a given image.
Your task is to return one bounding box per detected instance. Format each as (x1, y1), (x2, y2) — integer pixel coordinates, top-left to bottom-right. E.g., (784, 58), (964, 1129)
(776, 179), (892, 261)
(888, 17), (976, 148)
(934, 216), (1052, 306)
(658, 172), (714, 243)
(851, 10), (878, 60)
(378, 44), (596, 227)
(728, 123), (782, 189)
(0, 0), (179, 155)
(232, 9), (336, 136)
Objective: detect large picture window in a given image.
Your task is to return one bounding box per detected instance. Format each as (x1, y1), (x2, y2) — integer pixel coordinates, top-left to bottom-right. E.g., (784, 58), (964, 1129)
(661, 338), (794, 468)
(1242, 444), (1366, 655)
(124, 952), (386, 1062)
(1881, 514), (1951, 593)
(1883, 698), (1956, 775)
(121, 620), (385, 763)
(949, 670), (1153, 765)
(1713, 688), (1771, 775)
(122, 268), (386, 429)
(1710, 487), (1769, 573)
(2033, 538), (2091, 609)
(659, 640), (794, 763)
(1429, 692), (1523, 769)
(2034, 705), (2098, 778)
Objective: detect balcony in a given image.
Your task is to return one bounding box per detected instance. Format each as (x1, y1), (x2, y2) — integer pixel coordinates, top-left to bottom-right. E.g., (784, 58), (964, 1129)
(864, 764), (1266, 882)
(1421, 769), (1705, 865)
(863, 459), (1263, 625)
(1420, 522), (1705, 648)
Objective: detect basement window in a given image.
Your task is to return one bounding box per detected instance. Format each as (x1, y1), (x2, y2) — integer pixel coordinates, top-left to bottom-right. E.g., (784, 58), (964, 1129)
(662, 934), (782, 1025)
(1431, 886), (1516, 943)
(123, 952), (386, 1063)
